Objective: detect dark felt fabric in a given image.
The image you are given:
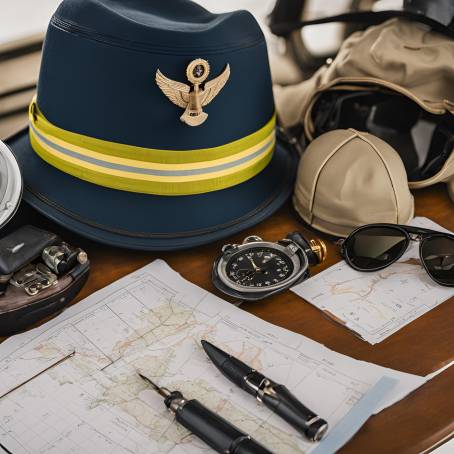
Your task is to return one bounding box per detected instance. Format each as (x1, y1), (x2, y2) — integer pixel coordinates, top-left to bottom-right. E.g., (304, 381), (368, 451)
(8, 0), (296, 250)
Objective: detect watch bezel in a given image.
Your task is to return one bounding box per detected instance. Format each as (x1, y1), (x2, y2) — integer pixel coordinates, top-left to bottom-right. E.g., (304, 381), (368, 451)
(216, 240), (308, 293)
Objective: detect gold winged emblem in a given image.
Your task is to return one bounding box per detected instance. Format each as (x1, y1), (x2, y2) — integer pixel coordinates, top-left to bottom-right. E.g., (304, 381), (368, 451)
(156, 59), (230, 127)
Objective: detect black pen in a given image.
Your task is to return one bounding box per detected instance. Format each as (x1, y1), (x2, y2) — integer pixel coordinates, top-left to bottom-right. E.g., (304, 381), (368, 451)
(201, 340), (328, 442)
(138, 371), (273, 454)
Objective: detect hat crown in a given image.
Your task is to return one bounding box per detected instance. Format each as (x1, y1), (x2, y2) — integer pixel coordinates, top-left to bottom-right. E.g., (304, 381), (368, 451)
(36, 0), (274, 150)
(55, 0), (263, 51)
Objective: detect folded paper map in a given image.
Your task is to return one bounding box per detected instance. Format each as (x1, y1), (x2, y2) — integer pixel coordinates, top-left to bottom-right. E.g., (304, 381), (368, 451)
(0, 260), (432, 453)
(292, 217), (454, 344)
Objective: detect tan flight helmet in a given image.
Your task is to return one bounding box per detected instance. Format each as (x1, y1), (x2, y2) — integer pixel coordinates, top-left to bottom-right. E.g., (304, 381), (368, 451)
(293, 129), (414, 237)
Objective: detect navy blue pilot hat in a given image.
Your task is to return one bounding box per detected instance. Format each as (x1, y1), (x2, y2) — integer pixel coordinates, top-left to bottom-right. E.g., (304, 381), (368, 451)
(7, 0), (296, 250)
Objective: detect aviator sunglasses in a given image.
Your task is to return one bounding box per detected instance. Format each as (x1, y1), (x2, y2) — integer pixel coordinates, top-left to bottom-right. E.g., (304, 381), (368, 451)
(339, 224), (454, 287)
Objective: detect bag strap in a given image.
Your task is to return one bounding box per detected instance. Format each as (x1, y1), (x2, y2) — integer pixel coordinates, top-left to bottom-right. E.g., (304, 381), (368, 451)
(270, 10), (454, 39)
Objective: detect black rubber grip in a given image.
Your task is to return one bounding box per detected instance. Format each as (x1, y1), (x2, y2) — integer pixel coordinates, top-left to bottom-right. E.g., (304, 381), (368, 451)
(261, 385), (327, 441)
(175, 399), (272, 453)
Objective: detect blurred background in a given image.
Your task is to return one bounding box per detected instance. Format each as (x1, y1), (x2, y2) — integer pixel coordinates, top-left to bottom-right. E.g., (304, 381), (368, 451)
(0, 0), (378, 140)
(0, 0), (436, 143)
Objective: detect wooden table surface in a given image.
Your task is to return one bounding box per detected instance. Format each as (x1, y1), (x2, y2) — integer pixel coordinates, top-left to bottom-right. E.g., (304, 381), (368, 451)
(2, 183), (454, 454)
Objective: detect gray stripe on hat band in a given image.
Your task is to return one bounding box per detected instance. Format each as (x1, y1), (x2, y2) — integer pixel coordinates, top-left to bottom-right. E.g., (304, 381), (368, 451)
(31, 125), (274, 177)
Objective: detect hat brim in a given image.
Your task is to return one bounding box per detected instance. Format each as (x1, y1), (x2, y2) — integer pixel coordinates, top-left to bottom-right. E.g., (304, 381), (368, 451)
(7, 128), (296, 250)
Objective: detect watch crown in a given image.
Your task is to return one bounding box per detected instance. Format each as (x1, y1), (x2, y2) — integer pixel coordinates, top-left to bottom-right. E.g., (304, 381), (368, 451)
(309, 239), (327, 264)
(243, 235), (262, 244)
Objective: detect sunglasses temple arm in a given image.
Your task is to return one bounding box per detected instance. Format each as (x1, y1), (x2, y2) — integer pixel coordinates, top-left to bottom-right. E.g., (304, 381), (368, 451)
(396, 225), (448, 237)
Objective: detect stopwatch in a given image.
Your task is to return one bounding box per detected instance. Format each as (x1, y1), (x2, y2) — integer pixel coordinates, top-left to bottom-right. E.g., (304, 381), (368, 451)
(212, 232), (326, 301)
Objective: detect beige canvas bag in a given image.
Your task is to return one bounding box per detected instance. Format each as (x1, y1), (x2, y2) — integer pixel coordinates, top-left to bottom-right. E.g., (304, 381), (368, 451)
(275, 18), (454, 190)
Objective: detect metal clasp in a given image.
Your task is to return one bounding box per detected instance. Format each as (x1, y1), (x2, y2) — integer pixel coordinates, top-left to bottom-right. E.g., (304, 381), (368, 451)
(335, 238), (346, 255)
(245, 371), (276, 403)
(286, 242), (299, 256)
(310, 239), (327, 263)
(276, 125), (305, 156)
(10, 263), (58, 296)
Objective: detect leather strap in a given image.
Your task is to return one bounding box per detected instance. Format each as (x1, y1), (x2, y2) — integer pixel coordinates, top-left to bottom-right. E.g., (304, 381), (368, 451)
(270, 10), (454, 38)
(287, 231), (318, 266)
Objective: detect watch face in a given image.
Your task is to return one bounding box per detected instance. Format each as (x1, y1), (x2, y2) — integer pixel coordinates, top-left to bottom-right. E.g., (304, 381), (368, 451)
(225, 247), (295, 289)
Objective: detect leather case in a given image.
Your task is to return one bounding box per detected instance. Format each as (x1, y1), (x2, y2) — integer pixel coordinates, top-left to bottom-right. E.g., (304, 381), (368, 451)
(0, 226), (57, 294)
(0, 225), (90, 335)
(0, 225), (57, 272)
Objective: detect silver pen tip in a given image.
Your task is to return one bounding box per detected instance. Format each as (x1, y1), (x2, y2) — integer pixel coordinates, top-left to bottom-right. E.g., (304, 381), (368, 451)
(137, 370), (159, 390)
(138, 371), (173, 399)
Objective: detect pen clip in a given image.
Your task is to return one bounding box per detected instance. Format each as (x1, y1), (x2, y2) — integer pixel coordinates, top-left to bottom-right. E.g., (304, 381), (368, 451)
(245, 371), (276, 402)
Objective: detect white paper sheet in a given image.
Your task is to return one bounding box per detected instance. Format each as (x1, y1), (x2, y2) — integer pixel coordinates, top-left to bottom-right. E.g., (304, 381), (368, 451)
(292, 217), (454, 344)
(0, 260), (429, 454)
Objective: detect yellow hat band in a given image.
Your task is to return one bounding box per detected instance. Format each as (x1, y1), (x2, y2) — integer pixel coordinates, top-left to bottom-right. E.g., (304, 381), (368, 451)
(29, 99), (276, 196)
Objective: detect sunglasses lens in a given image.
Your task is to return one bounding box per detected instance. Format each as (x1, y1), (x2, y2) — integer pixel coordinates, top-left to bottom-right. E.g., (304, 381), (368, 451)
(421, 236), (454, 286)
(346, 227), (408, 270)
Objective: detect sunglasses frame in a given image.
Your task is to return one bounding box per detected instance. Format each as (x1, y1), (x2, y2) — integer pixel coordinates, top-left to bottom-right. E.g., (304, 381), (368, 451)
(339, 223), (454, 287)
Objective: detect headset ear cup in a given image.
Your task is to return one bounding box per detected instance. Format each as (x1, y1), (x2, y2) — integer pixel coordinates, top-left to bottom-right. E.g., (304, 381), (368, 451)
(287, 231), (319, 266)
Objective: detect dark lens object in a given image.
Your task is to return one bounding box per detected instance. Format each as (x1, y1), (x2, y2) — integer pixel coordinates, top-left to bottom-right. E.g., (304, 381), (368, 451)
(346, 227), (408, 270)
(421, 236), (454, 286)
